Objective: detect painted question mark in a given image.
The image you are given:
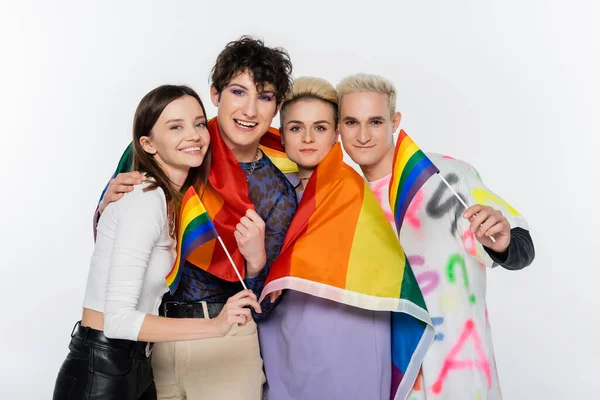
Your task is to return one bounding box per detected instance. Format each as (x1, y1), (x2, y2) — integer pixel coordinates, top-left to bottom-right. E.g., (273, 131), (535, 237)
(446, 253), (476, 304)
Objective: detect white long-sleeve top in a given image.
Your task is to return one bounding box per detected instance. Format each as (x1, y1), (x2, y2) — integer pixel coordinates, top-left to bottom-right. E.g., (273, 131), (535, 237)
(83, 182), (175, 341)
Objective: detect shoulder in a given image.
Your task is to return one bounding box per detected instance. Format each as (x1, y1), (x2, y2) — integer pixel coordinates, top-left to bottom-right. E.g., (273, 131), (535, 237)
(106, 181), (167, 222)
(121, 181), (166, 207)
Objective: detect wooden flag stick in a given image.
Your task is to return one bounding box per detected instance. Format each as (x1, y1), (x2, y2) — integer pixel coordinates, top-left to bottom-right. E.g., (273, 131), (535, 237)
(217, 236), (248, 290)
(437, 174), (496, 243)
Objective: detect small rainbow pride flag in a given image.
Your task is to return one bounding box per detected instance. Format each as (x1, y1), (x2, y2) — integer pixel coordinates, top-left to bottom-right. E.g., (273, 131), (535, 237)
(389, 130), (440, 233)
(166, 186), (220, 293)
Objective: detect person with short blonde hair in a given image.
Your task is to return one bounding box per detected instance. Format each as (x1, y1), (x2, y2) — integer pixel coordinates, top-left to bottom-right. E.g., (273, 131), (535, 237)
(337, 72), (536, 399)
(259, 76), (393, 400)
(337, 72), (397, 116)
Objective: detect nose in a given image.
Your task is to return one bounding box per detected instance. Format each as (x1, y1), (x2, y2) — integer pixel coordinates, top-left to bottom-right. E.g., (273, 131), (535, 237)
(242, 96), (258, 119)
(302, 130), (315, 144)
(356, 126), (371, 145)
(186, 125), (202, 142)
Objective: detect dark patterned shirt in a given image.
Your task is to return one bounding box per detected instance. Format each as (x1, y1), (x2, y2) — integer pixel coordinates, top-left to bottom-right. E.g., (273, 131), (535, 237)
(166, 151), (297, 318)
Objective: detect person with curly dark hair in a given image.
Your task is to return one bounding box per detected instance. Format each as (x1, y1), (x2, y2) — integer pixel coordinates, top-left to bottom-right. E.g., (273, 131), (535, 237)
(98, 36), (297, 399)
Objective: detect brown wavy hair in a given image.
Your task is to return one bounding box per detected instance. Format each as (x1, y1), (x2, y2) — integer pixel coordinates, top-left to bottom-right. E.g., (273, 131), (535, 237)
(131, 85), (211, 212)
(210, 35), (293, 105)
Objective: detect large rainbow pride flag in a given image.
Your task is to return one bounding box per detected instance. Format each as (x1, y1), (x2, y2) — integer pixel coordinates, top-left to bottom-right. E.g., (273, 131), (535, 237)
(259, 143), (434, 400)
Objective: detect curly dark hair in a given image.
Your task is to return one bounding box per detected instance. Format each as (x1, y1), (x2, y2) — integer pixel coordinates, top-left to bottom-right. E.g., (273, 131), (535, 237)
(210, 35), (293, 105)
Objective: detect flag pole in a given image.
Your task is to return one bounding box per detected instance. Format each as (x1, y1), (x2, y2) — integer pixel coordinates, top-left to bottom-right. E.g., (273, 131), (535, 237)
(216, 236), (248, 290)
(437, 174), (496, 243)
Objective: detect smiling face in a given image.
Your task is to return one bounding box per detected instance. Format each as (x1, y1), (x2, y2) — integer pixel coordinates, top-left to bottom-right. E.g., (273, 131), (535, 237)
(139, 95), (210, 186)
(211, 70), (279, 161)
(281, 98), (338, 176)
(338, 91), (401, 180)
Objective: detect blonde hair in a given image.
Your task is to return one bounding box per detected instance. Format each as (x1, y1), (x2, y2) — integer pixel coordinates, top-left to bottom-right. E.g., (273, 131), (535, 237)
(280, 76), (339, 128)
(336, 73), (397, 117)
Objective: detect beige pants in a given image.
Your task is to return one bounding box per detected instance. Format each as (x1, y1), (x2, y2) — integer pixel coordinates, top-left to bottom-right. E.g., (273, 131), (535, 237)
(151, 319), (265, 400)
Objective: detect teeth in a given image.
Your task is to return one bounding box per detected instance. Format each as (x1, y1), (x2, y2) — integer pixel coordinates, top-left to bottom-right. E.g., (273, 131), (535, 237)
(235, 119), (257, 128)
(181, 147), (201, 152)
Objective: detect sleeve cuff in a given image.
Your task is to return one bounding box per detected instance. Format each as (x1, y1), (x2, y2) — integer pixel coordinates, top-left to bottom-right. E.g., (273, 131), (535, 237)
(484, 246), (510, 265)
(483, 227), (535, 270)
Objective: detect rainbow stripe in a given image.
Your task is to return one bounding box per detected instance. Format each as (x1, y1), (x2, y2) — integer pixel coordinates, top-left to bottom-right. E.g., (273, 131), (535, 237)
(261, 143), (433, 399)
(166, 186), (219, 293)
(259, 128), (298, 174)
(389, 130), (439, 233)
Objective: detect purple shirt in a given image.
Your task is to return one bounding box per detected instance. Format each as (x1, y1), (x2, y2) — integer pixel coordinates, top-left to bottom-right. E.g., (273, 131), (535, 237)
(260, 291), (391, 400)
(258, 176), (392, 400)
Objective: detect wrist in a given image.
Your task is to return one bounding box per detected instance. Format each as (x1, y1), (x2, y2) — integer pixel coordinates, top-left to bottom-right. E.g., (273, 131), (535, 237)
(496, 244), (509, 253)
(246, 258), (266, 278)
(208, 317), (226, 338)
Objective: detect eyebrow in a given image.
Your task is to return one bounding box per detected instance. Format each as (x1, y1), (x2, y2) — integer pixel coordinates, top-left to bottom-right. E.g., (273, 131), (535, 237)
(342, 116), (386, 122)
(228, 83), (249, 91)
(165, 116), (206, 125)
(229, 83), (276, 95)
(286, 120), (331, 125)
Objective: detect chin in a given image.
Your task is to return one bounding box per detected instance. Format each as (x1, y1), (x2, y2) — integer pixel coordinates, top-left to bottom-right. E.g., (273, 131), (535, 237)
(185, 155), (207, 169)
(347, 153), (373, 167)
(297, 162), (319, 171)
(228, 131), (263, 148)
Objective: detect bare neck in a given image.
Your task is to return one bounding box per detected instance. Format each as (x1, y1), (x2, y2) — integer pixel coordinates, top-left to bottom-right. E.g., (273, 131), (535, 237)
(360, 148), (394, 182)
(232, 144), (262, 162)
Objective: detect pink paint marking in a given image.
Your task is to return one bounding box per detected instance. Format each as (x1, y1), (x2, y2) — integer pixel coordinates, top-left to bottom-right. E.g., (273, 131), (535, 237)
(431, 319), (491, 394)
(405, 190), (424, 229)
(370, 178), (395, 225)
(407, 255), (425, 266)
(462, 229), (485, 270)
(416, 271), (440, 296)
(462, 230), (478, 257)
(409, 254), (439, 295)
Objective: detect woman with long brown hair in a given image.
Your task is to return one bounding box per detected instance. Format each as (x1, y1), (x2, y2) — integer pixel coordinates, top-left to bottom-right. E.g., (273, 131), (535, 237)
(52, 85), (260, 400)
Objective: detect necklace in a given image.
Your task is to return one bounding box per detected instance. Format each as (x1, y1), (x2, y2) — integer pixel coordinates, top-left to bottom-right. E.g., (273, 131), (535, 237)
(245, 148), (260, 181)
